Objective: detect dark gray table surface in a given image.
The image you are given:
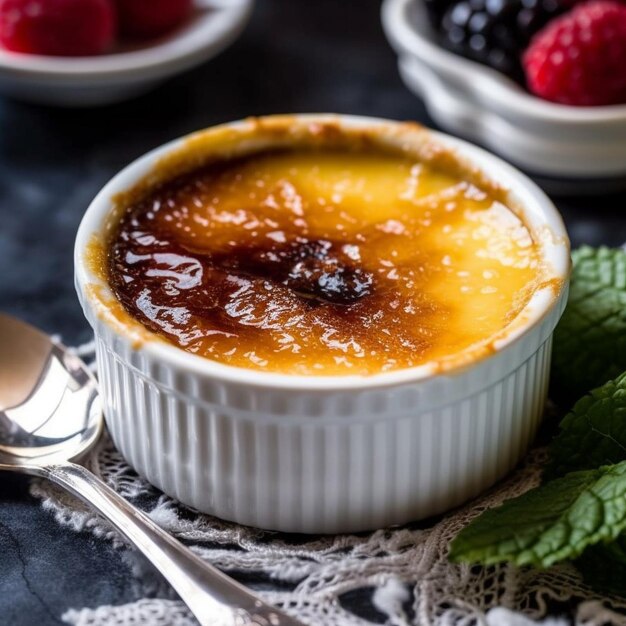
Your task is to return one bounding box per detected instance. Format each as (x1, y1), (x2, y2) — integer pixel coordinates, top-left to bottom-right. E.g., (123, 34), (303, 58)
(1, 1), (625, 624)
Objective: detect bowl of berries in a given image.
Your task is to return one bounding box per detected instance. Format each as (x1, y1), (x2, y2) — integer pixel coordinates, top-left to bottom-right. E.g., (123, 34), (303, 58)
(382, 0), (626, 190)
(0, 0), (253, 106)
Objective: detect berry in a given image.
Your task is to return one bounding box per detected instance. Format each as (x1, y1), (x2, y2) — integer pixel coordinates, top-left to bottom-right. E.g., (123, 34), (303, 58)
(523, 0), (626, 105)
(116, 0), (193, 39)
(438, 0), (568, 81)
(0, 0), (116, 56)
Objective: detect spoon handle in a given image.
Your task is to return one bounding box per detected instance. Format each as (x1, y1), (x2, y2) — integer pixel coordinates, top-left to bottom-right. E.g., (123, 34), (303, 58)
(40, 461), (304, 626)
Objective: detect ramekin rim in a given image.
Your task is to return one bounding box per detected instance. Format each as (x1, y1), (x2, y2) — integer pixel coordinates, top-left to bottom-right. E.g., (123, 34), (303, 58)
(74, 113), (570, 391)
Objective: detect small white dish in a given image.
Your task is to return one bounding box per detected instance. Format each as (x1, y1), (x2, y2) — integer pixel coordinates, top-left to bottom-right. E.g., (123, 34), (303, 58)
(0, 0), (253, 107)
(75, 114), (570, 533)
(381, 0), (626, 186)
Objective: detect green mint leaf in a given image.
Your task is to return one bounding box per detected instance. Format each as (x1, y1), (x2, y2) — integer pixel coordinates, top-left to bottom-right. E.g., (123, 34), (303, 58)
(545, 371), (626, 480)
(552, 246), (626, 406)
(449, 461), (626, 568)
(576, 536), (626, 598)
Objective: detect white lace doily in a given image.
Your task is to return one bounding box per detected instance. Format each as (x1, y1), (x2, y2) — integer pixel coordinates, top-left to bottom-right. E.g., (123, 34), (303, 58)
(30, 342), (626, 626)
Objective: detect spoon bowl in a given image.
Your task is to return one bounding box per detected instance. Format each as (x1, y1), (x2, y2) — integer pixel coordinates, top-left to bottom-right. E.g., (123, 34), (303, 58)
(0, 312), (302, 626)
(0, 313), (101, 468)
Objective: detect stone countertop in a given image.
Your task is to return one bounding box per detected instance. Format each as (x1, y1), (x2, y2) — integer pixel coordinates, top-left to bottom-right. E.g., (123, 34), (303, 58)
(1, 1), (625, 624)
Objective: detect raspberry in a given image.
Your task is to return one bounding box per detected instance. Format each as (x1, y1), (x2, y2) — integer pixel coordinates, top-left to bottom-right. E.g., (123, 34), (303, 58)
(0, 0), (116, 56)
(115, 0), (193, 39)
(523, 0), (626, 105)
(438, 0), (568, 82)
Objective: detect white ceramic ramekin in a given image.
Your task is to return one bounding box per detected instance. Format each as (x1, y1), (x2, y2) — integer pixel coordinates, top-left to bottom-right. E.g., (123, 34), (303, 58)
(381, 0), (626, 190)
(75, 114), (570, 533)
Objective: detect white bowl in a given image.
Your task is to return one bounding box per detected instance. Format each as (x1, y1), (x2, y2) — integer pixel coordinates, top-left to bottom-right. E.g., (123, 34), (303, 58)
(381, 0), (626, 186)
(75, 114), (570, 533)
(0, 0), (253, 107)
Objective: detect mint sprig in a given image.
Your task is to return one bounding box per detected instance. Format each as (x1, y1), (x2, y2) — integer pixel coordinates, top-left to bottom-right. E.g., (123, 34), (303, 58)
(545, 371), (626, 480)
(450, 462), (626, 568)
(552, 246), (626, 406)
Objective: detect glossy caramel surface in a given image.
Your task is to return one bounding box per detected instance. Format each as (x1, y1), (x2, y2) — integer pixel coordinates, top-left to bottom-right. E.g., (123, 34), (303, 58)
(108, 149), (542, 375)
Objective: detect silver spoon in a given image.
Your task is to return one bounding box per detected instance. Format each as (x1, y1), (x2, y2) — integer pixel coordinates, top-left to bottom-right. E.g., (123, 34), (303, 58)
(0, 312), (303, 626)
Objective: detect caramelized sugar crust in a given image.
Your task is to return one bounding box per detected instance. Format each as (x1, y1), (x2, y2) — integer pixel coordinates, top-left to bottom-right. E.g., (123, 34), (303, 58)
(108, 149), (541, 375)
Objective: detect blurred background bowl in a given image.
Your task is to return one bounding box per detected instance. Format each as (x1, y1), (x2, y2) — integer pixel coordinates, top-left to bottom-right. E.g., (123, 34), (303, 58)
(0, 0), (253, 107)
(381, 0), (626, 192)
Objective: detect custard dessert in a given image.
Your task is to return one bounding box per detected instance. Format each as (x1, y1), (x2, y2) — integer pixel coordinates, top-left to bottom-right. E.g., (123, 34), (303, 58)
(107, 148), (543, 375)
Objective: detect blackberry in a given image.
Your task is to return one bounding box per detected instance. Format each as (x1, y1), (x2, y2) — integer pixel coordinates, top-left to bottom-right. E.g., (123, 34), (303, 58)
(438, 0), (567, 81)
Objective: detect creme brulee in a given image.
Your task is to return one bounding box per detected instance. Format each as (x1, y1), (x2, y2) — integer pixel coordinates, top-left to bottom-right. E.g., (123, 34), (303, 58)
(107, 149), (542, 375)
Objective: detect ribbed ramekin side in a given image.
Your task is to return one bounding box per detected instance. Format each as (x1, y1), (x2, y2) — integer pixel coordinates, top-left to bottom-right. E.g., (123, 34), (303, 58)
(93, 327), (553, 533)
